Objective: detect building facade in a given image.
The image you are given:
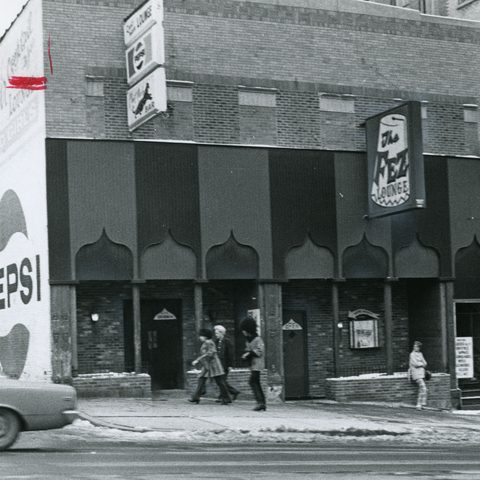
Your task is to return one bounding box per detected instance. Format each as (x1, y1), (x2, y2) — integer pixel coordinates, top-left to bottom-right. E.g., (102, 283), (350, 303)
(2, 0), (480, 406)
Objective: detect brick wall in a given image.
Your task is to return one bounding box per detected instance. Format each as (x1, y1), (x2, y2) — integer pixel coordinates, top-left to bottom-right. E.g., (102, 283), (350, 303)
(73, 373), (151, 398)
(42, 0), (479, 155)
(326, 373), (452, 409)
(76, 280), (196, 378)
(186, 369), (267, 401)
(281, 280), (411, 396)
(76, 282), (131, 375)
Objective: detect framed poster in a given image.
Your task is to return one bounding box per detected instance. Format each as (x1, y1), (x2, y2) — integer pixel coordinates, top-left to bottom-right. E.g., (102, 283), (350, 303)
(348, 309), (379, 349)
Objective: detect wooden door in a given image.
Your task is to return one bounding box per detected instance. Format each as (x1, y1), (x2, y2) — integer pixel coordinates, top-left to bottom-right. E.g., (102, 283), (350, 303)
(283, 310), (308, 398)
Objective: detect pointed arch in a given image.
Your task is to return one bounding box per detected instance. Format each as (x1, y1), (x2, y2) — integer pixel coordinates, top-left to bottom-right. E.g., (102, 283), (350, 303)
(394, 233), (440, 278)
(285, 233), (335, 279)
(141, 229), (197, 279)
(455, 235), (480, 298)
(76, 229), (133, 280)
(342, 233), (388, 278)
(206, 231), (259, 279)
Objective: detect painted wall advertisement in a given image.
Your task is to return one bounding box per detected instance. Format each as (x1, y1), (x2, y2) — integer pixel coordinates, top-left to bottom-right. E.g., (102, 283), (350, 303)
(365, 101), (426, 218)
(0, 0), (51, 381)
(124, 0), (166, 131)
(456, 337), (474, 379)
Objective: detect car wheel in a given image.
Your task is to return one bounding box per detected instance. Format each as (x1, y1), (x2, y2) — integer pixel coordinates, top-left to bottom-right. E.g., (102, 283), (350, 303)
(0, 409), (21, 450)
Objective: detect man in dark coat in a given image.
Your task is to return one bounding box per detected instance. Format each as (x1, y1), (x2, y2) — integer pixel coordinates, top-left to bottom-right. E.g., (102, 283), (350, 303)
(214, 325), (241, 402)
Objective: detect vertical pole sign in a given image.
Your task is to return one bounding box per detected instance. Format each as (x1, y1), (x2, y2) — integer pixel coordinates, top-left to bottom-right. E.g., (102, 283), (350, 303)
(124, 0), (167, 131)
(365, 101), (426, 218)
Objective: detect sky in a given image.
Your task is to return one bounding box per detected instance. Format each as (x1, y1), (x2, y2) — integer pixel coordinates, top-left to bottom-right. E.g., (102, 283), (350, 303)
(0, 0), (29, 38)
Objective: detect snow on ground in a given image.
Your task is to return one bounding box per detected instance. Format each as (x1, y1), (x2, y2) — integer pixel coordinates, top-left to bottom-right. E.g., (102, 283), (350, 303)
(60, 418), (480, 445)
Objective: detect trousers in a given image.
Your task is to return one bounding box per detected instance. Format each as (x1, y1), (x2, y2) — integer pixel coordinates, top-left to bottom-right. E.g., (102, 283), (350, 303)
(249, 370), (265, 405)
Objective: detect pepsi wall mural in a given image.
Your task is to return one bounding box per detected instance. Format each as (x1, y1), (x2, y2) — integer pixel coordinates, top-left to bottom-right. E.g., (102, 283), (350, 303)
(365, 101), (426, 218)
(0, 0), (51, 382)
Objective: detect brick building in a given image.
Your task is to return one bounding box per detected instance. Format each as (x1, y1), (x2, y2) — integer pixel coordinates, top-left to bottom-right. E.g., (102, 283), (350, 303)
(2, 0), (480, 407)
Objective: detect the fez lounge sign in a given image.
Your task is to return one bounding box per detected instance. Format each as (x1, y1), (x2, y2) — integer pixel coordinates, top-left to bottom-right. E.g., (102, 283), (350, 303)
(366, 101), (426, 218)
(124, 0), (166, 131)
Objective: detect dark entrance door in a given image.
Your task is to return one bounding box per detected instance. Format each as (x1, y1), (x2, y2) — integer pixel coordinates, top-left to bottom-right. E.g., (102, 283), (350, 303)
(124, 299), (183, 391)
(282, 310), (308, 399)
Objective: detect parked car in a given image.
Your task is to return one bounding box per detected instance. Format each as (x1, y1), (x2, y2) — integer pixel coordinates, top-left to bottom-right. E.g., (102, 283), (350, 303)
(0, 377), (78, 450)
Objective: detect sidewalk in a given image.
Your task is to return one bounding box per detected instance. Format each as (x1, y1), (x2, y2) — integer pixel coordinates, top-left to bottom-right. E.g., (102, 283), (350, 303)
(75, 390), (480, 444)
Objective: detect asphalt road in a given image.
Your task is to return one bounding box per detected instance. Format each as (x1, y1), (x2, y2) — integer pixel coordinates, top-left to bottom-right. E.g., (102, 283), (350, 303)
(4, 430), (480, 479)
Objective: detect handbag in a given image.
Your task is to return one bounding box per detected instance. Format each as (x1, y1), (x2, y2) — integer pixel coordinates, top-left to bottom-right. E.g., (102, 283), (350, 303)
(425, 370), (432, 381)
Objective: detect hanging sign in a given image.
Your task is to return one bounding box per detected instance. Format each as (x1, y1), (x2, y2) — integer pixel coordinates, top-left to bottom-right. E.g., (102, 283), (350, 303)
(124, 0), (163, 47)
(127, 67), (167, 131)
(125, 23), (165, 86)
(456, 336), (474, 379)
(365, 101), (426, 218)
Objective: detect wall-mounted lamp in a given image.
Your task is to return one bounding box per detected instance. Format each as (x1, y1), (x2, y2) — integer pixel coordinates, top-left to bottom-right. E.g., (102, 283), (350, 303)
(91, 313), (99, 322)
(337, 322), (343, 330)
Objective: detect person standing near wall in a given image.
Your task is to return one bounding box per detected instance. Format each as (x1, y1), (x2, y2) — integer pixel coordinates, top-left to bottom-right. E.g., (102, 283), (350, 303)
(189, 329), (232, 405)
(409, 341), (428, 410)
(214, 325), (241, 402)
(240, 317), (266, 411)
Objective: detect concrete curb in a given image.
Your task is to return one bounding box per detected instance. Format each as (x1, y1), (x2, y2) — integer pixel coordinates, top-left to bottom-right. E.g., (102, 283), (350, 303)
(74, 411), (153, 433)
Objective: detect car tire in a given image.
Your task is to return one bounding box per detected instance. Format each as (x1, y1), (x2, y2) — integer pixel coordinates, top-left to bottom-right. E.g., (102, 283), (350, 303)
(0, 408), (21, 451)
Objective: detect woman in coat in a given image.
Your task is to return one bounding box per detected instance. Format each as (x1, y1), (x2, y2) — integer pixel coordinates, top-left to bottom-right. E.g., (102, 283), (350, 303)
(189, 328), (231, 405)
(240, 317), (266, 411)
(409, 340), (428, 410)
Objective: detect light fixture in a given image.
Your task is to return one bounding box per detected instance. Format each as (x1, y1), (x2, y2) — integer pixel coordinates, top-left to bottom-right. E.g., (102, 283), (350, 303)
(337, 322), (343, 329)
(91, 313), (99, 322)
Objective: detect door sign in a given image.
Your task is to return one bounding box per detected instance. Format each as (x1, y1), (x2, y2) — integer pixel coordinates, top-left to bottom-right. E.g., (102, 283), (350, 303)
(282, 319), (303, 330)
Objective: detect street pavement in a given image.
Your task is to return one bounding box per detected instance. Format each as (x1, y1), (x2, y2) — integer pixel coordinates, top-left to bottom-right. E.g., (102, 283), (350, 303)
(74, 389), (480, 444)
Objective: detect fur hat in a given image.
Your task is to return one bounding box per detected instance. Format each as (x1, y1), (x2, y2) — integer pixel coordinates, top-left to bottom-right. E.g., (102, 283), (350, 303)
(199, 328), (212, 339)
(240, 317), (258, 336)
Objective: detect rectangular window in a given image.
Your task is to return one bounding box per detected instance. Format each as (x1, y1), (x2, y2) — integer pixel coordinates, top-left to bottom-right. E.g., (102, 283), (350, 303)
(319, 94), (355, 113)
(85, 76), (104, 97)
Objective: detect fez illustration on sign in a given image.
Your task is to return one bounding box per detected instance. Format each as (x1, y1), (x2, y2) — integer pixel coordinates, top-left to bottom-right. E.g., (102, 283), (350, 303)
(366, 101), (426, 218)
(371, 114), (409, 208)
(0, 189), (36, 378)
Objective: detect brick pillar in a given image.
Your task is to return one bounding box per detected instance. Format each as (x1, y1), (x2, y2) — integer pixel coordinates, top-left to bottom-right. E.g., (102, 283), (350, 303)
(132, 283), (142, 374)
(331, 280), (342, 377)
(441, 279), (459, 406)
(50, 284), (73, 383)
(70, 284), (78, 377)
(260, 282), (284, 402)
(384, 279), (394, 375)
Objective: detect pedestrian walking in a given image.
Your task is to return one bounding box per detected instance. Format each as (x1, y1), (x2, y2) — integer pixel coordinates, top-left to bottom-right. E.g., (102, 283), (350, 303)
(189, 329), (232, 405)
(214, 325), (241, 402)
(240, 317), (266, 411)
(409, 340), (428, 410)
